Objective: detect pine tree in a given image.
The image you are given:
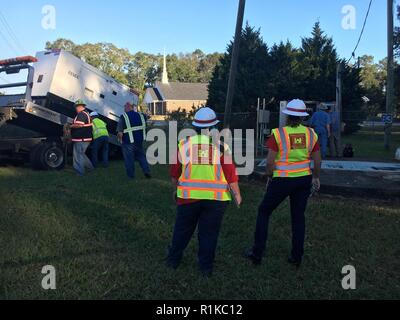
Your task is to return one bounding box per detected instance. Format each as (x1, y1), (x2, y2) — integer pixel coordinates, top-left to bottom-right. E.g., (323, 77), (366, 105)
(299, 22), (338, 101)
(268, 42), (302, 108)
(207, 23), (270, 113)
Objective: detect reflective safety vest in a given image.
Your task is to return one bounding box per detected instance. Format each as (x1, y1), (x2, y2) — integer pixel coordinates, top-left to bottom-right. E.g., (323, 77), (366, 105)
(177, 135), (231, 202)
(92, 118), (109, 140)
(272, 125), (318, 178)
(122, 112), (146, 144)
(71, 110), (92, 142)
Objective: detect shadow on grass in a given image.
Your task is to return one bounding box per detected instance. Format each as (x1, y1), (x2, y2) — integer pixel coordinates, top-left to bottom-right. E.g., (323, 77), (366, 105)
(1, 164), (400, 299)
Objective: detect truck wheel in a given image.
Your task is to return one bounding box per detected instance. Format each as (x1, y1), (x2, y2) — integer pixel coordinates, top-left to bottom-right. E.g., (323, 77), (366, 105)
(40, 143), (65, 170)
(29, 142), (65, 170)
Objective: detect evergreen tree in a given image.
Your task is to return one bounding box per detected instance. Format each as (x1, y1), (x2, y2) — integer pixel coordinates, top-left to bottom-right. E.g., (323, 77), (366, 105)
(268, 42), (302, 109)
(207, 23), (270, 113)
(298, 22), (338, 101)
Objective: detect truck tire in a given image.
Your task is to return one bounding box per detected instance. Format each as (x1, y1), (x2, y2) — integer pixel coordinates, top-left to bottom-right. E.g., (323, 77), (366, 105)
(40, 142), (65, 170)
(30, 142), (65, 170)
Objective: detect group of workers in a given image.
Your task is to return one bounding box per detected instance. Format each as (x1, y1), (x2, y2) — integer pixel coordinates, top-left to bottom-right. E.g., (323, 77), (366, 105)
(68, 98), (322, 277)
(68, 99), (151, 179)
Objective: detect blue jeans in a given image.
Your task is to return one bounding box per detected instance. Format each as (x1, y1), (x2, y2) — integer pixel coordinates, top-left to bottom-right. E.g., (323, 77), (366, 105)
(91, 136), (109, 168)
(316, 130), (328, 158)
(252, 175), (312, 262)
(121, 143), (150, 178)
(73, 142), (94, 176)
(167, 201), (228, 272)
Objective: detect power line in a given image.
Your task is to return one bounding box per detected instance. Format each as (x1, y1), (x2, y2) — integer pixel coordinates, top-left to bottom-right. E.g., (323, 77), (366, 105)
(0, 10), (27, 55)
(347, 0), (373, 64)
(0, 28), (19, 56)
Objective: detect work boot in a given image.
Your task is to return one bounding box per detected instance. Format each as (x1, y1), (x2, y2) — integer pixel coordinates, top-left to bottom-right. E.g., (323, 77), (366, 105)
(243, 248), (262, 266)
(165, 259), (180, 270)
(145, 173), (152, 179)
(200, 269), (213, 278)
(287, 256), (302, 268)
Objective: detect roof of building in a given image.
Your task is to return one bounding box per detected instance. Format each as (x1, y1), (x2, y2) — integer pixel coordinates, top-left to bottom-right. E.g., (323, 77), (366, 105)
(155, 81), (208, 101)
(146, 87), (163, 101)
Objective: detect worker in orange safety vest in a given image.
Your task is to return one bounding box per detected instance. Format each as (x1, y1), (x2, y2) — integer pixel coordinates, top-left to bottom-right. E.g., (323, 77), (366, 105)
(167, 107), (242, 277)
(245, 99), (322, 268)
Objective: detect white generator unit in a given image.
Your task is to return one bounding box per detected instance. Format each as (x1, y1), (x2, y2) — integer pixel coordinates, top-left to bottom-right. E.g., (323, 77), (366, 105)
(0, 50), (139, 170)
(32, 50), (138, 123)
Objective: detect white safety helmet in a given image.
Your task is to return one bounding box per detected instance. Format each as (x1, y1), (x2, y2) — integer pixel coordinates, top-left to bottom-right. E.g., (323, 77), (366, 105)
(89, 111), (99, 117)
(192, 107), (220, 128)
(282, 99), (309, 117)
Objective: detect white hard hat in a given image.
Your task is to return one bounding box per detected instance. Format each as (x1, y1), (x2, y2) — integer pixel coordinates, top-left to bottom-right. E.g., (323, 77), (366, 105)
(282, 99), (309, 117)
(89, 111), (99, 117)
(192, 107), (220, 128)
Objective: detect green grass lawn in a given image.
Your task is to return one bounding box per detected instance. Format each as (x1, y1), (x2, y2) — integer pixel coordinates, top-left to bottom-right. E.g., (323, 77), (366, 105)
(0, 162), (399, 300)
(343, 130), (400, 161)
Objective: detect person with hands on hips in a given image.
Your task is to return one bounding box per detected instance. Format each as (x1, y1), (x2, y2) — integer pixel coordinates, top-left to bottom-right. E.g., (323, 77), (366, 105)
(245, 99), (322, 268)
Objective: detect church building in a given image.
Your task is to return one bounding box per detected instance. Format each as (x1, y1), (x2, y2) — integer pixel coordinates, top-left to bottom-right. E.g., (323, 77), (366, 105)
(143, 53), (208, 120)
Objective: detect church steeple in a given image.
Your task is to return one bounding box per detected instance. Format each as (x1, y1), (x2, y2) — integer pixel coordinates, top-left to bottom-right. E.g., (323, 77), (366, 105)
(162, 49), (169, 84)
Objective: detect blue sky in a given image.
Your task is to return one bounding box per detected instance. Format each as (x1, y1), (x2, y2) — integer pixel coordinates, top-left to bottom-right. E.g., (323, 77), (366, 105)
(0, 0), (396, 63)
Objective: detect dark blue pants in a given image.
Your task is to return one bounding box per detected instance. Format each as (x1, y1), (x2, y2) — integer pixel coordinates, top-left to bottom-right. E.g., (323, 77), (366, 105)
(91, 136), (109, 168)
(252, 175), (312, 262)
(121, 143), (150, 179)
(167, 201), (228, 272)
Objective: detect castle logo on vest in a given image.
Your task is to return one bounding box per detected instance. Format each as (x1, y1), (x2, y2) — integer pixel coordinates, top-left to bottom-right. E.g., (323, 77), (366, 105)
(289, 134), (307, 149)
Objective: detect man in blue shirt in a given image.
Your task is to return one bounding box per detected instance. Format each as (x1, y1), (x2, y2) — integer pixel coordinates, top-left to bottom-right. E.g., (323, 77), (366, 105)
(117, 102), (151, 179)
(310, 104), (331, 158)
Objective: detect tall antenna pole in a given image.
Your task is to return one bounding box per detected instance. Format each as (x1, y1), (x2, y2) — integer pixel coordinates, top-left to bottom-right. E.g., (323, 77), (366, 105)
(223, 0), (246, 129)
(384, 0), (394, 150)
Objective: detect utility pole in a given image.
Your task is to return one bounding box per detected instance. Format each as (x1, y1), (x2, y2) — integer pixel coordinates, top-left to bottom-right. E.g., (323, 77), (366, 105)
(384, 0), (394, 150)
(336, 62), (343, 157)
(223, 0), (246, 129)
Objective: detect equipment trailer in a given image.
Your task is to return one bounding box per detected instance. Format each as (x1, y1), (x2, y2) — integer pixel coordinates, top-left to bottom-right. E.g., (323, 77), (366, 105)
(0, 50), (139, 170)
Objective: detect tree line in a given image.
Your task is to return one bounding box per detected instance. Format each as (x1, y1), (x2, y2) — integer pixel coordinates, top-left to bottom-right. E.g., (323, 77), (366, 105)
(45, 39), (223, 92)
(44, 10), (400, 134)
(208, 22), (366, 133)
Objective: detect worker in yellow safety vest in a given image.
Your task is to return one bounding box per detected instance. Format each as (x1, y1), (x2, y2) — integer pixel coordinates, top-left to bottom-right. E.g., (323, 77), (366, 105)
(166, 107), (242, 277)
(245, 99), (322, 268)
(89, 112), (109, 168)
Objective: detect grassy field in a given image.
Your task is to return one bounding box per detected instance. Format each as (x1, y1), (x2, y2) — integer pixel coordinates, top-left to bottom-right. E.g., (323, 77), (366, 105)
(0, 162), (399, 300)
(343, 130), (400, 161)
